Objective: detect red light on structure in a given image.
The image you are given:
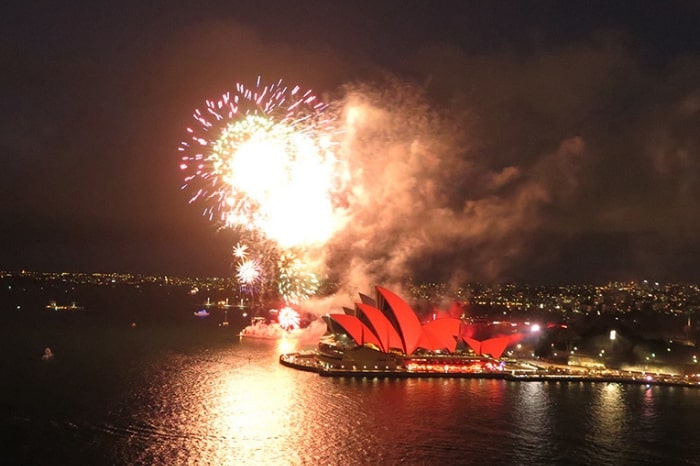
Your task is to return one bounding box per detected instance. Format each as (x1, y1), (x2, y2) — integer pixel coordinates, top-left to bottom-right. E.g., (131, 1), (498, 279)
(326, 287), (524, 359)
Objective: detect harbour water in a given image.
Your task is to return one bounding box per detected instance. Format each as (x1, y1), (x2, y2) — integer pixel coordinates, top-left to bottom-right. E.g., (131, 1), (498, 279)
(2, 288), (700, 465)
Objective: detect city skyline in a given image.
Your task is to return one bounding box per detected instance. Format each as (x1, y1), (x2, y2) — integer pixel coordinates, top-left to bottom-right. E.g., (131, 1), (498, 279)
(2, 1), (700, 285)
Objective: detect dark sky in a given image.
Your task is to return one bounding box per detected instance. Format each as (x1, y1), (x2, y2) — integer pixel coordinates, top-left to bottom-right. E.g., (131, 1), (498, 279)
(2, 0), (699, 284)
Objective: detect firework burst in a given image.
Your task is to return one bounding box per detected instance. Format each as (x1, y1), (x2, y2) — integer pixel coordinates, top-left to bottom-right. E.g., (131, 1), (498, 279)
(179, 78), (347, 249)
(236, 258), (261, 286)
(278, 306), (301, 331)
(232, 242), (248, 259)
(277, 251), (320, 305)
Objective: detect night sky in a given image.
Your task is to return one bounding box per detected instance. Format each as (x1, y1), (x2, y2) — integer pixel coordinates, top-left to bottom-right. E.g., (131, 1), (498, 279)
(2, 1), (699, 285)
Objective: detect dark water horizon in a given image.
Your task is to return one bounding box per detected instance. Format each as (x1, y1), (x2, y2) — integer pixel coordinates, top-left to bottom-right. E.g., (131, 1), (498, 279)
(2, 286), (700, 465)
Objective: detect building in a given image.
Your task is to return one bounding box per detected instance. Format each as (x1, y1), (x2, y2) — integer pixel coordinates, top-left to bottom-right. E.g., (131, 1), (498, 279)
(317, 286), (524, 374)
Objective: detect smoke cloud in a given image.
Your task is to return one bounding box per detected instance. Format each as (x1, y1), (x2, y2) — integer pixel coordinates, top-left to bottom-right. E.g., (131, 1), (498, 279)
(6, 4), (699, 286)
(321, 78), (586, 294)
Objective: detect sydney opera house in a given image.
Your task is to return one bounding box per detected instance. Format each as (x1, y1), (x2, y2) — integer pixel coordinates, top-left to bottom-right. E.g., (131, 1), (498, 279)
(280, 287), (700, 386)
(305, 286), (527, 375)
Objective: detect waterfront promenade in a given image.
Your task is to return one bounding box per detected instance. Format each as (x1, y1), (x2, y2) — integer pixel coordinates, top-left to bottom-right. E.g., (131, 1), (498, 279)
(279, 352), (700, 388)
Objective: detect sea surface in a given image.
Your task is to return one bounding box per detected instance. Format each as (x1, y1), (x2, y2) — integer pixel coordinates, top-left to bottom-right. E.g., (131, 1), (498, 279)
(2, 284), (700, 465)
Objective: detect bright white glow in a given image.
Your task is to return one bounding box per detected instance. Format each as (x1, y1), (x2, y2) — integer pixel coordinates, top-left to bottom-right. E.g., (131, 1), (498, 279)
(210, 113), (346, 248)
(236, 258), (260, 285)
(278, 306), (301, 331)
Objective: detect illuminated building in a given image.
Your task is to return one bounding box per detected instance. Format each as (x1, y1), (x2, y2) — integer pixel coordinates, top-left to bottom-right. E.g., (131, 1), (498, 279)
(317, 286), (523, 375)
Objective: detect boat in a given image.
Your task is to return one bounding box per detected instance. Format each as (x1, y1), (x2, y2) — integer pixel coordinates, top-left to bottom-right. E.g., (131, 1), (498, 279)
(239, 317), (287, 340)
(42, 347), (54, 360)
(46, 300), (84, 311)
(194, 309), (210, 317)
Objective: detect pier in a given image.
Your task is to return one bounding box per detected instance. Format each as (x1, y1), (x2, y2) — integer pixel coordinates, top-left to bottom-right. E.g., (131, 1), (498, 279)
(280, 352), (700, 387)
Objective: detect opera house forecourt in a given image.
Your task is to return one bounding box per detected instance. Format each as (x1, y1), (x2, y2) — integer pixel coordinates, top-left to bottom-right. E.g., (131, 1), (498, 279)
(279, 286), (700, 387)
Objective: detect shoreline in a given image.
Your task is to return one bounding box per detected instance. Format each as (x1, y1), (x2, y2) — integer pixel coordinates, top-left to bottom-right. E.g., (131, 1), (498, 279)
(279, 352), (700, 388)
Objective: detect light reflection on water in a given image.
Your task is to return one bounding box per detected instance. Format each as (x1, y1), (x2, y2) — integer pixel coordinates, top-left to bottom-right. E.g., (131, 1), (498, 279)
(595, 384), (626, 443)
(511, 380), (553, 462)
(586, 382), (630, 462)
(113, 341), (700, 465)
(5, 327), (700, 465)
(127, 340), (311, 465)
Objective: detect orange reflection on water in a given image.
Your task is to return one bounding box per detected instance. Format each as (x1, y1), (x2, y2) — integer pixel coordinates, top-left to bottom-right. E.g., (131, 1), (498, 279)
(127, 348), (305, 465)
(276, 335), (299, 355)
(201, 354), (303, 464)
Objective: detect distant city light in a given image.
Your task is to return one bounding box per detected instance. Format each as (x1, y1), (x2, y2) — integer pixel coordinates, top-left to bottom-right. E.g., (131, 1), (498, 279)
(610, 329), (617, 341)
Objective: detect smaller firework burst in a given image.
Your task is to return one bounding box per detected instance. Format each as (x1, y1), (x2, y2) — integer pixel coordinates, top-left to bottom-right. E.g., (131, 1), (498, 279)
(277, 252), (319, 305)
(236, 258), (261, 286)
(278, 306), (301, 331)
(233, 242), (248, 259)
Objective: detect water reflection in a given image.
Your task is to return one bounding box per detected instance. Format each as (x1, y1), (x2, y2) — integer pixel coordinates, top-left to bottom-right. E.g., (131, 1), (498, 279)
(7, 312), (700, 466)
(111, 341), (700, 465)
(589, 383), (627, 458)
(511, 382), (552, 462)
(641, 384), (656, 421)
(122, 342), (302, 464)
(211, 364), (297, 463)
(275, 335), (299, 356)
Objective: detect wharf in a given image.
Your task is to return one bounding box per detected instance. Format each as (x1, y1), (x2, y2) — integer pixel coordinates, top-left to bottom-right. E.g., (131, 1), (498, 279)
(279, 352), (700, 388)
